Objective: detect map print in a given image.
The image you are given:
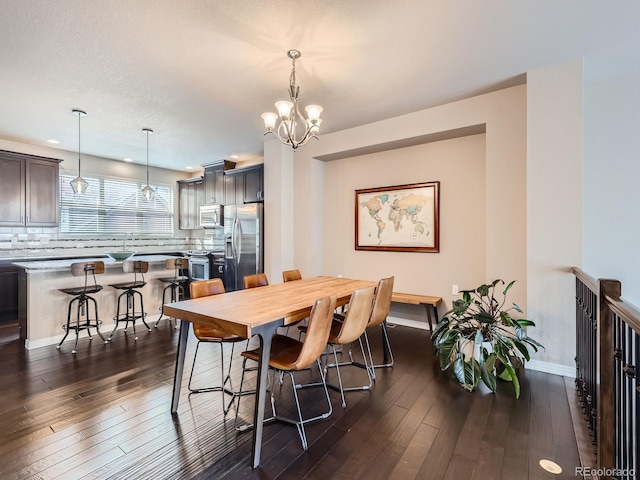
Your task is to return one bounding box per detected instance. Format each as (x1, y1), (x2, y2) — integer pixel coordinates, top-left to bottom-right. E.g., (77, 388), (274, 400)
(357, 185), (436, 248)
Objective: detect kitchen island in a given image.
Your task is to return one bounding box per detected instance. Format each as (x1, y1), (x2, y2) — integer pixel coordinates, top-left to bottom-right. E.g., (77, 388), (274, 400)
(14, 254), (183, 349)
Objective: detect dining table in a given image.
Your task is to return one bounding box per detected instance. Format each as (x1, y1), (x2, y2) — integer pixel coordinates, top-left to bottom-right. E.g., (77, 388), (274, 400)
(163, 275), (376, 468)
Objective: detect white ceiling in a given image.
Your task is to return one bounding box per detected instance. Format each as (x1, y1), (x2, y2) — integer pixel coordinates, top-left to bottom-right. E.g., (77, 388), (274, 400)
(1, 0), (639, 171)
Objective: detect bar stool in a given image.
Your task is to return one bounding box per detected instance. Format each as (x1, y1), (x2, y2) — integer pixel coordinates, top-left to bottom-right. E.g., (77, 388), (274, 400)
(187, 278), (249, 414)
(108, 260), (151, 341)
(57, 261), (108, 354)
(155, 257), (189, 328)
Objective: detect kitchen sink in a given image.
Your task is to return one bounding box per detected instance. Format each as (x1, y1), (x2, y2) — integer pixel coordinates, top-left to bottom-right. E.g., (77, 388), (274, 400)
(105, 251), (135, 261)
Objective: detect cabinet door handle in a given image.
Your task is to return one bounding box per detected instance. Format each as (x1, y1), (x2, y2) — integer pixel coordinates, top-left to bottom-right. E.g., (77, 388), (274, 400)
(26, 215), (29, 223)
(21, 216), (24, 223)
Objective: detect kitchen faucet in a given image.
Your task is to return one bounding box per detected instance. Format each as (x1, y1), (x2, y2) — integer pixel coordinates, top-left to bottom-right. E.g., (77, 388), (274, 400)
(123, 232), (134, 251)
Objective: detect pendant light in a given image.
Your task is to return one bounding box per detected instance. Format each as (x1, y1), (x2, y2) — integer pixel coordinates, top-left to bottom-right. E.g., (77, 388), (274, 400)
(141, 128), (155, 201)
(70, 109), (89, 194)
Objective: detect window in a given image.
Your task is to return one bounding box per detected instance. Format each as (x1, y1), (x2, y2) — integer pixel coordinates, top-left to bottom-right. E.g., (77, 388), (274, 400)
(59, 173), (174, 235)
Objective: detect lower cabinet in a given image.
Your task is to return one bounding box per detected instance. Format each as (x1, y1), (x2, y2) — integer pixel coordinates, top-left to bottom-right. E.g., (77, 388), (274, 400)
(0, 263), (19, 322)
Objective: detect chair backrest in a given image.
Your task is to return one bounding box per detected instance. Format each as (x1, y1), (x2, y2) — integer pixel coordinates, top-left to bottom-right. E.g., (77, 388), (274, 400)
(292, 295), (336, 371)
(282, 269), (302, 282)
(368, 276), (394, 328)
(123, 260), (149, 274)
(190, 278), (225, 298)
(244, 273), (269, 289)
(165, 257), (188, 270)
(70, 261), (104, 292)
(70, 261), (105, 277)
(333, 286), (376, 345)
(189, 279), (226, 339)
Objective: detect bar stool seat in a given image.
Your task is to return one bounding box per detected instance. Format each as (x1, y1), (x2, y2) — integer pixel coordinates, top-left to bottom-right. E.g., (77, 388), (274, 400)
(57, 261), (108, 354)
(108, 260), (151, 341)
(155, 257), (189, 328)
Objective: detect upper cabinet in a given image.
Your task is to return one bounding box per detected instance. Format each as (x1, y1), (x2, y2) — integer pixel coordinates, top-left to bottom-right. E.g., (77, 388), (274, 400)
(0, 150), (61, 227)
(178, 176), (204, 230)
(224, 164), (264, 204)
(202, 160), (235, 205)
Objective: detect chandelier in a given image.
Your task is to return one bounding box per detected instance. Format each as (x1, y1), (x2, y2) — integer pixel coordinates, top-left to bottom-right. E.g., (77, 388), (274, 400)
(261, 49), (322, 150)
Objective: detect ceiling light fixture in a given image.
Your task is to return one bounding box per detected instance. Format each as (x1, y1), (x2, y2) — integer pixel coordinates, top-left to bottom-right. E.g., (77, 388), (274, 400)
(70, 109), (89, 194)
(141, 128), (155, 201)
(46, 138), (60, 144)
(261, 49), (322, 150)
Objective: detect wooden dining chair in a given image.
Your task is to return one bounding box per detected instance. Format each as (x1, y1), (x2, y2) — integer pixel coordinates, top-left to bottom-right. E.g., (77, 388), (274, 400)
(188, 278), (247, 415)
(301, 286), (376, 408)
(243, 273), (269, 289)
(236, 295), (336, 449)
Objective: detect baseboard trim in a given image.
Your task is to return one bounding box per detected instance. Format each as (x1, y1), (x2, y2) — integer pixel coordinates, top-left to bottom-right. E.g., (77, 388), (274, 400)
(386, 317), (574, 378)
(24, 314), (165, 350)
(525, 359), (575, 378)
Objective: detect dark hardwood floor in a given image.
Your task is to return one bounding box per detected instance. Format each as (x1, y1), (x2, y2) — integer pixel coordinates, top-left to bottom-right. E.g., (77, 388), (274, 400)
(0, 319), (584, 479)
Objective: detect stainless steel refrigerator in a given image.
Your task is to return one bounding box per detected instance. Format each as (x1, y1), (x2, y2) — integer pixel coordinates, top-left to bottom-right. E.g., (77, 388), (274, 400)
(223, 203), (264, 291)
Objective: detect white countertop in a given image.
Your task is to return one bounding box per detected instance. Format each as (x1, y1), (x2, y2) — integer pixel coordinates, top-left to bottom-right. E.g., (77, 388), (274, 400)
(12, 254), (181, 272)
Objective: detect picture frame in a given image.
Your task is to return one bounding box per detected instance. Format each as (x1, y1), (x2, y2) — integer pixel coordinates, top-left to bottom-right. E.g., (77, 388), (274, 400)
(355, 181), (440, 253)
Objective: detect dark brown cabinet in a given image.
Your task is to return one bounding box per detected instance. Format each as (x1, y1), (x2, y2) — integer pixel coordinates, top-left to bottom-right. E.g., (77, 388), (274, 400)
(202, 160), (235, 205)
(0, 150), (61, 227)
(0, 263), (19, 322)
(224, 164), (264, 205)
(178, 177), (204, 230)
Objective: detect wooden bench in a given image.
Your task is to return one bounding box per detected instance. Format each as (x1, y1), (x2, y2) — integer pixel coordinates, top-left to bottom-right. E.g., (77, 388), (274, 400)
(391, 292), (442, 330)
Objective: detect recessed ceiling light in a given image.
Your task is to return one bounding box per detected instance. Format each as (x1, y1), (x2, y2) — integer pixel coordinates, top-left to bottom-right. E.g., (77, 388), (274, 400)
(230, 155), (239, 159)
(123, 158), (133, 163)
(46, 139), (60, 144)
(185, 166), (193, 170)
(539, 459), (562, 474)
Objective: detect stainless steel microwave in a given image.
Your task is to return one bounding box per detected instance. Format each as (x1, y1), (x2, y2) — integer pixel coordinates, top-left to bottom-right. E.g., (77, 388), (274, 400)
(199, 204), (223, 228)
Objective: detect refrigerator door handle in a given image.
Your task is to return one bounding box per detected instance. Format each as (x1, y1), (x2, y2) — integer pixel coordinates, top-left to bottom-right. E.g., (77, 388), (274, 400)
(235, 215), (242, 266)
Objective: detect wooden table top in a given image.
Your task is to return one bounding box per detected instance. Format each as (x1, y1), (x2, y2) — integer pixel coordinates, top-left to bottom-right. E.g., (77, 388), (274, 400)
(163, 276), (376, 338)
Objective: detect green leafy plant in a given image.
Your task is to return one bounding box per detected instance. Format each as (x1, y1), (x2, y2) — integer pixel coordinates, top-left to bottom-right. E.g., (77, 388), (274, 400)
(431, 279), (544, 398)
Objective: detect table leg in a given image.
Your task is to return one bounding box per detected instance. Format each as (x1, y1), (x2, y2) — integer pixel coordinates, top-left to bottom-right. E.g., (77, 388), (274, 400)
(171, 320), (190, 414)
(251, 321), (280, 469)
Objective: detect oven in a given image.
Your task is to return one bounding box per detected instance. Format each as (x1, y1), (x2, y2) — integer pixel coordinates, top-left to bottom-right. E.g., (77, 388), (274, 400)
(187, 251), (224, 282)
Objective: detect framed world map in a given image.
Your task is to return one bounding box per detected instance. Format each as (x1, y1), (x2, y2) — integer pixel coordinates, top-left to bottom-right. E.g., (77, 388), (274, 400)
(355, 181), (440, 253)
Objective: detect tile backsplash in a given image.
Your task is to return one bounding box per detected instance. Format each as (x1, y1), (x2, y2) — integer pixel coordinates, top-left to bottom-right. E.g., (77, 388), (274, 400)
(0, 226), (225, 257)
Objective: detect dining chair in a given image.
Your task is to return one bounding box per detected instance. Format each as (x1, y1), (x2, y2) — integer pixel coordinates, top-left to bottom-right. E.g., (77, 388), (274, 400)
(236, 295), (337, 449)
(340, 276), (395, 381)
(243, 273), (269, 289)
(187, 278), (247, 415)
(301, 286), (376, 408)
(282, 269), (302, 282)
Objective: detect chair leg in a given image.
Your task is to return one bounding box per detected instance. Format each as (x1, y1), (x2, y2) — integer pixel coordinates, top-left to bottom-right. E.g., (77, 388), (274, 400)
(57, 297), (76, 350)
(86, 295), (108, 344)
(136, 290), (151, 332)
(155, 283), (172, 327)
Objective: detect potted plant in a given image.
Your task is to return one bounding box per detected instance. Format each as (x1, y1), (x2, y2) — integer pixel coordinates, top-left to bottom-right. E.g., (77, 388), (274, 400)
(431, 279), (543, 398)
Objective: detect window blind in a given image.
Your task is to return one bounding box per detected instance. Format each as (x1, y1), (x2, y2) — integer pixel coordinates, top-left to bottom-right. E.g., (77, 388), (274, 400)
(59, 174), (174, 235)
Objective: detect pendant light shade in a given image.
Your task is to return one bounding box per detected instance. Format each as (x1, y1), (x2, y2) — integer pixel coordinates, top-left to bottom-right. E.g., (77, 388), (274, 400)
(141, 128), (155, 201)
(70, 109), (89, 194)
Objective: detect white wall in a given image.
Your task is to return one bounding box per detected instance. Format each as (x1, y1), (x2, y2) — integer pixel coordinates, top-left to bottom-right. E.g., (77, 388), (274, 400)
(264, 85), (530, 339)
(526, 60), (583, 371)
(583, 64), (640, 306)
(322, 135), (487, 315)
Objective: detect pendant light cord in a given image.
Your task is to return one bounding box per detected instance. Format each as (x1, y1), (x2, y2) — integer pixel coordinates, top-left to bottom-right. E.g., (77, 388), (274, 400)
(77, 113), (82, 176)
(146, 131), (150, 185)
